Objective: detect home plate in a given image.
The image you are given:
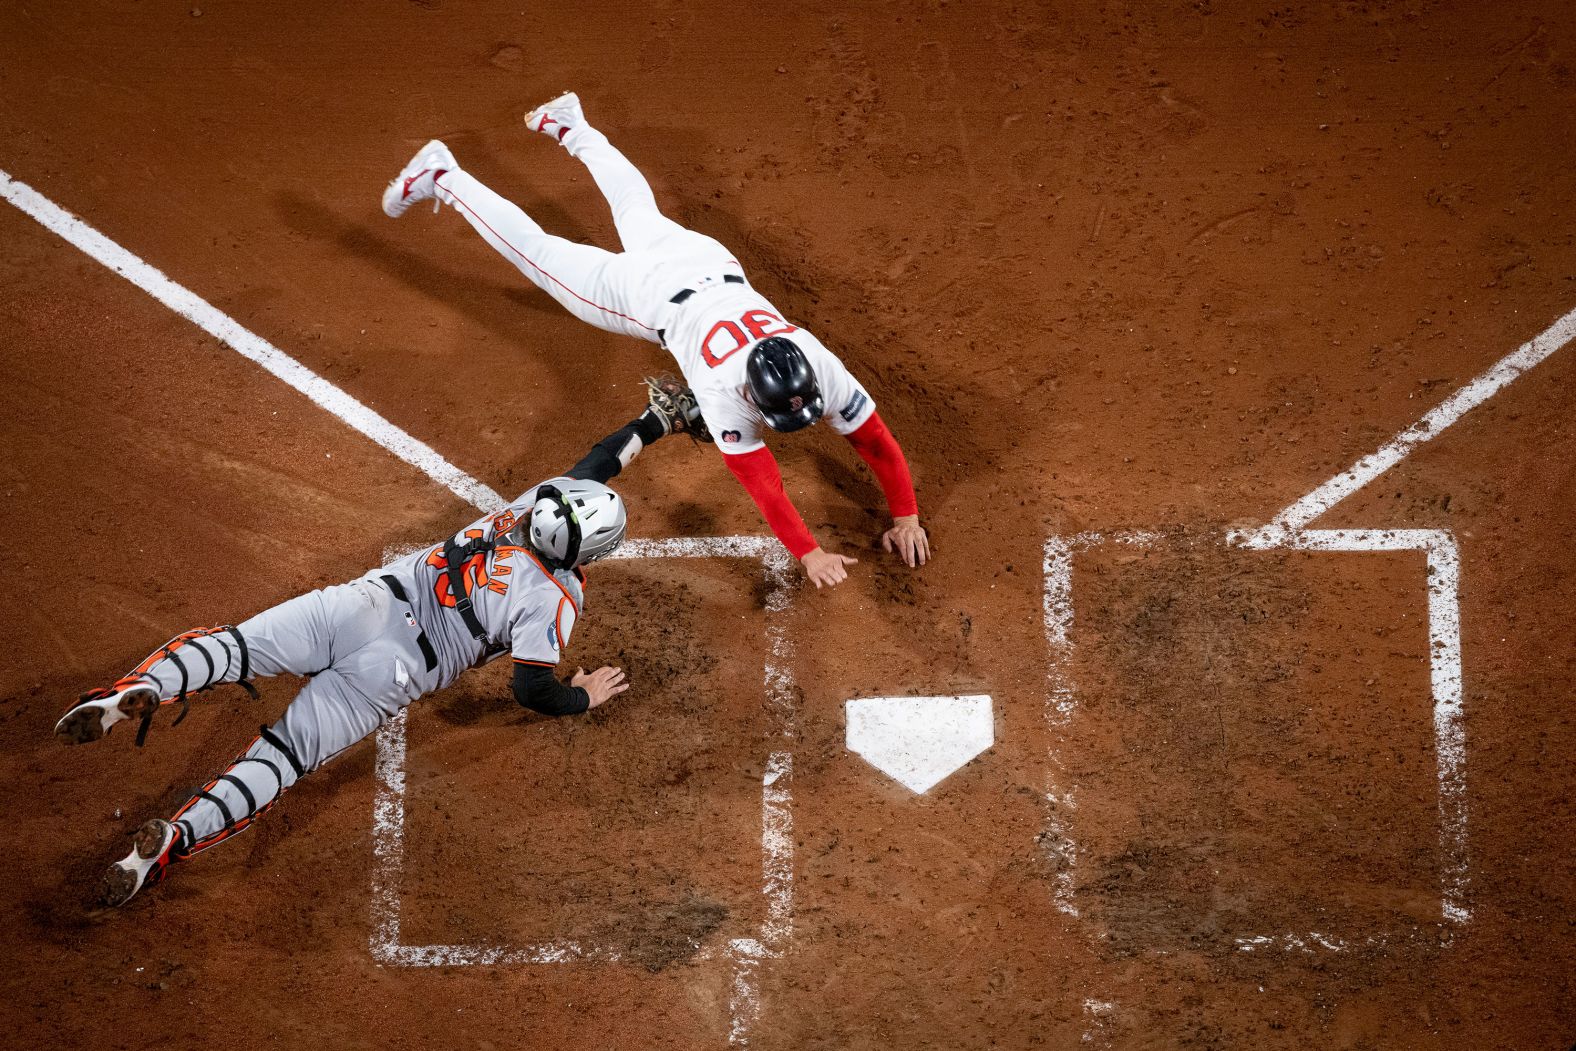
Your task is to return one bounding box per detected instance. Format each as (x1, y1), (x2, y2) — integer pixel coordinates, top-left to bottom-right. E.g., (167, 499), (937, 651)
(845, 695), (995, 794)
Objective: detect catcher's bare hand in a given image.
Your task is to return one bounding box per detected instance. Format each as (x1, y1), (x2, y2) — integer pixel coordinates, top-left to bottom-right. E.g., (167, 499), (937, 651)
(571, 665), (628, 708)
(881, 515), (931, 567)
(801, 547), (858, 589)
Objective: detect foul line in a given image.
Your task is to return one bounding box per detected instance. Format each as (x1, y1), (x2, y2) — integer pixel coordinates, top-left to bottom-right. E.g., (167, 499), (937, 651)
(3, 168), (793, 1048)
(0, 168), (505, 513)
(1249, 304), (1576, 540)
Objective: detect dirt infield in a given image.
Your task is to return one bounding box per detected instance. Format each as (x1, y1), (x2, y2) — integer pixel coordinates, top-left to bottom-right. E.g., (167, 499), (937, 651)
(2, 1), (1574, 1048)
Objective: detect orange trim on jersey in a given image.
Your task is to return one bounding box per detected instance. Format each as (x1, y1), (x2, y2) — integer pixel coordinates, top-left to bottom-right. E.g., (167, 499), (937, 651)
(555, 597), (572, 653)
(512, 658), (555, 668)
(514, 548), (582, 614)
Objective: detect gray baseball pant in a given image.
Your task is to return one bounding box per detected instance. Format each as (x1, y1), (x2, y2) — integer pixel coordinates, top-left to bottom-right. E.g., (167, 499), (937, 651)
(126, 577), (431, 856)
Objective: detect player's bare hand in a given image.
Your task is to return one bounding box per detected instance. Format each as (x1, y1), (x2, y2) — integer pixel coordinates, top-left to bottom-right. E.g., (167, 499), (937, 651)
(572, 665), (629, 708)
(801, 547), (858, 589)
(881, 515), (931, 568)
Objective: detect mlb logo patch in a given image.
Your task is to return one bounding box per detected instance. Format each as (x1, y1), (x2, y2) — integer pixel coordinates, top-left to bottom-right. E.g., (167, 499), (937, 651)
(722, 430), (741, 443)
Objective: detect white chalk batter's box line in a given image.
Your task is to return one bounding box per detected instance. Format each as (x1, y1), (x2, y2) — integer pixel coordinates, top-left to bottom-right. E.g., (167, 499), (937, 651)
(368, 536), (795, 1044)
(1041, 527), (1469, 951)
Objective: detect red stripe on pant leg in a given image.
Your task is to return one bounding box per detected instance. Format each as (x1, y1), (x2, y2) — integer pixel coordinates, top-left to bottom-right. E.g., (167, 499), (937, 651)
(444, 188), (658, 334)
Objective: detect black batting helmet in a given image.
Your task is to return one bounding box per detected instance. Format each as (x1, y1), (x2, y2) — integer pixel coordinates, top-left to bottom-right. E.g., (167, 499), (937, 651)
(746, 337), (823, 432)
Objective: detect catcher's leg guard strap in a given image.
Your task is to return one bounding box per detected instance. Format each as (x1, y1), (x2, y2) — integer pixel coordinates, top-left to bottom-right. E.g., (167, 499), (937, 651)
(174, 819), (198, 858)
(121, 627), (262, 745)
(218, 773), (258, 817)
(133, 643), (188, 747)
(194, 788), (235, 831)
(260, 725), (306, 779)
(232, 755), (283, 796)
(223, 625), (259, 697)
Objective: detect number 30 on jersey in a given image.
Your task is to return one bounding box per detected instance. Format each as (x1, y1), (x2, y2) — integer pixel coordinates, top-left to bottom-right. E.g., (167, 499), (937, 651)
(702, 310), (798, 367)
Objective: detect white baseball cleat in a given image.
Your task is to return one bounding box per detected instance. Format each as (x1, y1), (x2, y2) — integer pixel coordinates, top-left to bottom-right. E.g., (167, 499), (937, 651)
(525, 91), (585, 144)
(55, 681), (160, 745)
(381, 139), (456, 218)
(103, 818), (182, 908)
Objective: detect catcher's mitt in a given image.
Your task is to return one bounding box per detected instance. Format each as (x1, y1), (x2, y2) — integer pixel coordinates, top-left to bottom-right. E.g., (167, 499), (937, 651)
(643, 373), (712, 443)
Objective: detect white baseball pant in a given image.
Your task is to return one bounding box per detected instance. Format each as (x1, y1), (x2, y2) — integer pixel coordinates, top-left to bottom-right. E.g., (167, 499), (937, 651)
(433, 126), (739, 343)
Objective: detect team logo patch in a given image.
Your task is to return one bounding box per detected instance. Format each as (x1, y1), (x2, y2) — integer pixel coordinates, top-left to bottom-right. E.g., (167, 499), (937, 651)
(789, 395), (805, 411)
(839, 389), (869, 423)
(547, 621), (559, 650)
(722, 429), (741, 443)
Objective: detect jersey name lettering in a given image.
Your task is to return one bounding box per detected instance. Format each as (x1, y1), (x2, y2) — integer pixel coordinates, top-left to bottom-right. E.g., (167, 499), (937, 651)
(426, 531), (522, 607)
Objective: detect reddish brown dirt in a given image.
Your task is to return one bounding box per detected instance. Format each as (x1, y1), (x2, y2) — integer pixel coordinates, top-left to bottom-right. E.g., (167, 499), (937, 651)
(3, 2), (1575, 1048)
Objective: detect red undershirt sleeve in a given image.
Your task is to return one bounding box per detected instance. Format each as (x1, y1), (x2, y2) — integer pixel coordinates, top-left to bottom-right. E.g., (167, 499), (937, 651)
(721, 447), (819, 560)
(844, 412), (919, 519)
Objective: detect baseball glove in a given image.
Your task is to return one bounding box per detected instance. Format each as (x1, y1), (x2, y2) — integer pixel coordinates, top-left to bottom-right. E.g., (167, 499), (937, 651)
(643, 373), (712, 443)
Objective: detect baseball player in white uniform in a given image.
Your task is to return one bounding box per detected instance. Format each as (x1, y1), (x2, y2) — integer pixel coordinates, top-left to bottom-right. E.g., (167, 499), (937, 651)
(381, 92), (931, 589)
(56, 403), (689, 906)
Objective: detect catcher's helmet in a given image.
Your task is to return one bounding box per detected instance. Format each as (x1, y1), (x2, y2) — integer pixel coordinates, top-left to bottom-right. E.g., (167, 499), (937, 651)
(746, 337), (823, 432)
(517, 478), (627, 571)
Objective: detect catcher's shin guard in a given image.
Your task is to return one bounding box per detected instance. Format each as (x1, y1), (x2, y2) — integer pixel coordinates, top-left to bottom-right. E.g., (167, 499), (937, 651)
(57, 626), (261, 747)
(169, 727), (306, 857)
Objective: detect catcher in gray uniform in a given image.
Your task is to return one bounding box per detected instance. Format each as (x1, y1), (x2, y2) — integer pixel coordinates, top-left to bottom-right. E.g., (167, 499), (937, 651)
(54, 384), (704, 907)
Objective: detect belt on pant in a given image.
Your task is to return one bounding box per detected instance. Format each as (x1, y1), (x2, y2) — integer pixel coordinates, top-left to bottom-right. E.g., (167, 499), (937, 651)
(658, 273), (745, 344)
(669, 273), (744, 304)
(379, 575), (438, 673)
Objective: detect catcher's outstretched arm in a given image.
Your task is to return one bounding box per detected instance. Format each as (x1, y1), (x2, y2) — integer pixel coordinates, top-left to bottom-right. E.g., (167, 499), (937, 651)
(512, 661), (628, 715)
(512, 660), (590, 716)
(562, 377), (703, 485)
(566, 409), (670, 484)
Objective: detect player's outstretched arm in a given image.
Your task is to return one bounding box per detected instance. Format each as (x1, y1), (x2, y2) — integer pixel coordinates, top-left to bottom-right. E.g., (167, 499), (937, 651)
(721, 446), (858, 588)
(843, 412), (929, 567)
(564, 408), (671, 485)
(558, 378), (706, 487)
(512, 661), (628, 715)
